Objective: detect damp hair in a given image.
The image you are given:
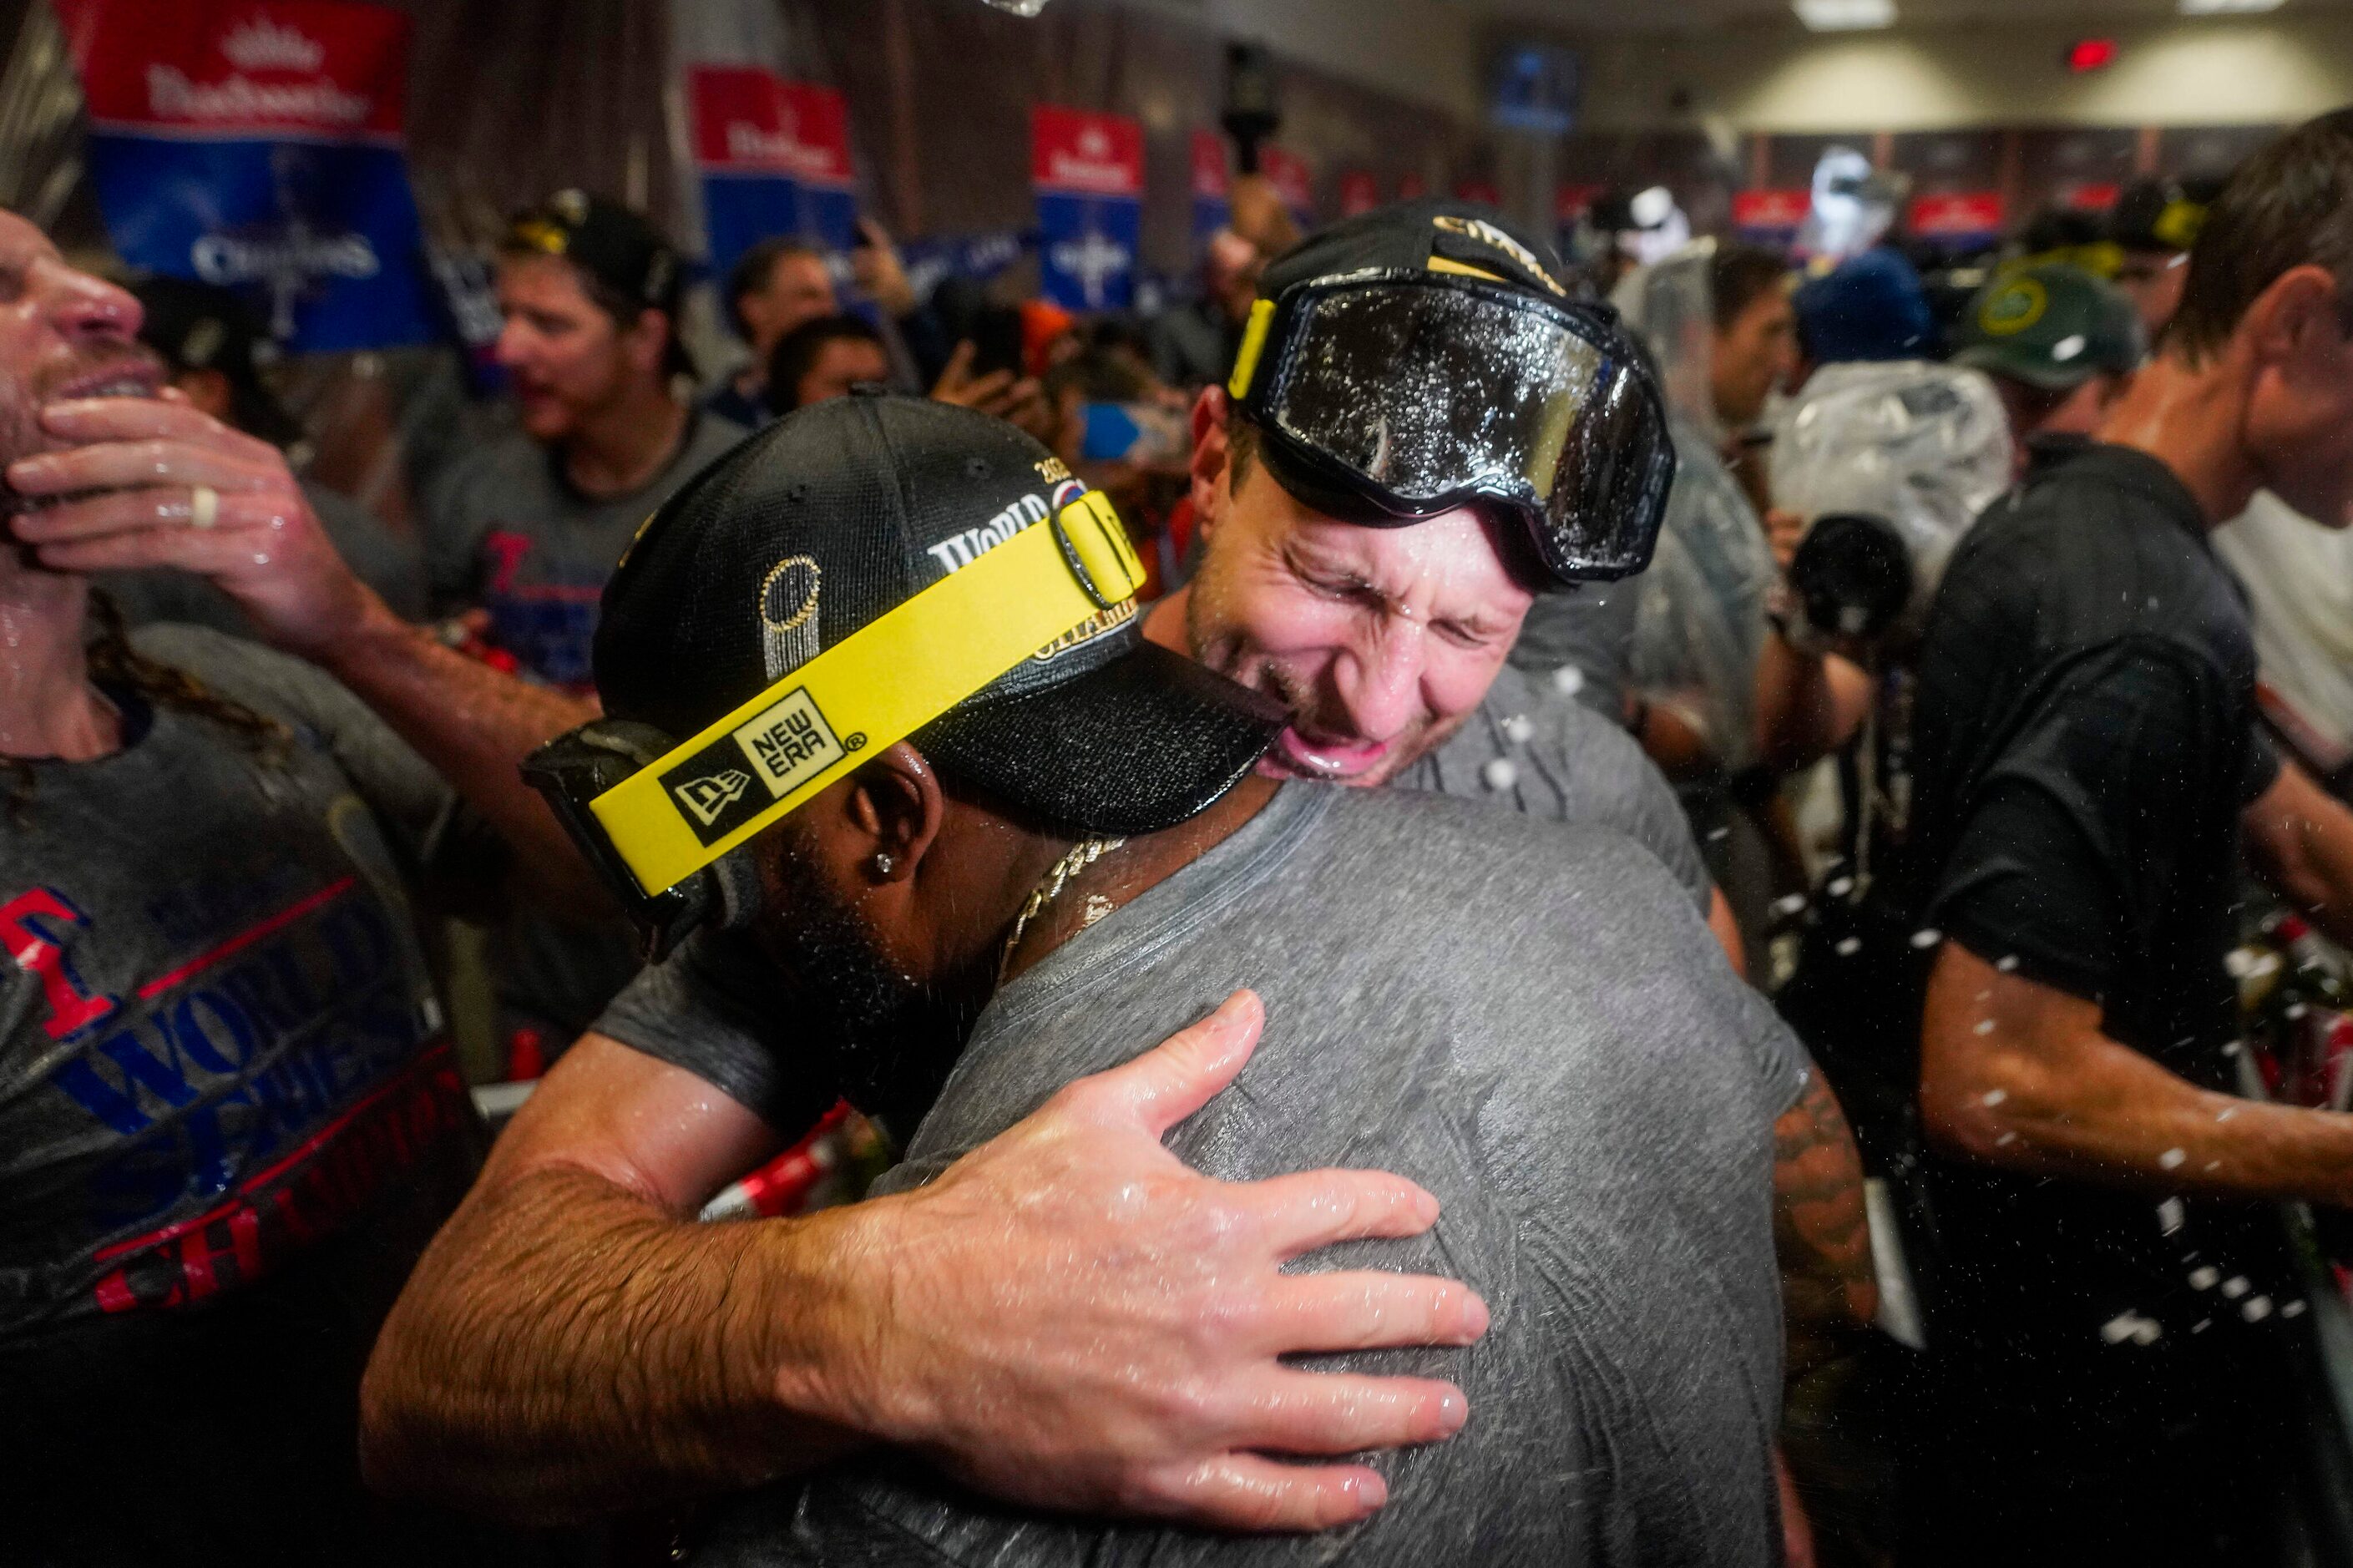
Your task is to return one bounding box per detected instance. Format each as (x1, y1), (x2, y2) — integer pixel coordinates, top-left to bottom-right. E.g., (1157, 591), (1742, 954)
(0, 591), (292, 824)
(1711, 242), (1792, 334)
(2167, 107), (2353, 365)
(765, 314), (887, 416)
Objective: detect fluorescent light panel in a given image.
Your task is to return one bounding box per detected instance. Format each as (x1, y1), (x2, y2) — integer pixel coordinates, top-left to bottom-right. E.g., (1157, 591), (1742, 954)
(2178, 0), (2281, 13)
(1794, 0), (1896, 30)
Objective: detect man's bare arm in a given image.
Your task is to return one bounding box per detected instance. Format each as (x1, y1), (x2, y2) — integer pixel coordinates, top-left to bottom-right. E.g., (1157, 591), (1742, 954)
(1773, 1066), (1878, 1374)
(10, 397), (605, 912)
(1753, 630), (1872, 776)
(2245, 756), (2353, 952)
(362, 993), (1488, 1531)
(1920, 941), (2353, 1205)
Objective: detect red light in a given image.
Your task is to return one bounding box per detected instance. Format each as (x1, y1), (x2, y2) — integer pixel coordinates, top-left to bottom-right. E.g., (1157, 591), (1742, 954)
(2066, 38), (2118, 73)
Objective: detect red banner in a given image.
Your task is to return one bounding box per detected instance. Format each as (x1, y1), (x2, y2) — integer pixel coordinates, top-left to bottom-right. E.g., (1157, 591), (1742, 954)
(1454, 178), (1502, 206)
(1397, 172), (1430, 201)
(1338, 170), (1381, 217)
(1556, 183), (1602, 222)
(687, 66), (851, 184)
(1190, 129), (1227, 202)
(2063, 182), (2121, 212)
(1031, 105), (1143, 197)
(1732, 189), (1811, 232)
(1259, 144), (1315, 218)
(61, 0), (408, 139)
(1910, 191), (2006, 239)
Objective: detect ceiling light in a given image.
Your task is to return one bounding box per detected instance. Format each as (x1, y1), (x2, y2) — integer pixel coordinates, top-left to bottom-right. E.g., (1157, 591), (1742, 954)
(1794, 0), (1895, 29)
(2178, 0), (2281, 13)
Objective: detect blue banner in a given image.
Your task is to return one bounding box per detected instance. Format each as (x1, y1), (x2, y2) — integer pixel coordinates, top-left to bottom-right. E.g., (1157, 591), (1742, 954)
(1036, 192), (1141, 312)
(85, 135), (433, 352)
(68, 0), (436, 354)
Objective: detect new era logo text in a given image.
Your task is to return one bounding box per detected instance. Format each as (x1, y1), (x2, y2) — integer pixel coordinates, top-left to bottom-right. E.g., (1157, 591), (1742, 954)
(732, 688), (846, 799)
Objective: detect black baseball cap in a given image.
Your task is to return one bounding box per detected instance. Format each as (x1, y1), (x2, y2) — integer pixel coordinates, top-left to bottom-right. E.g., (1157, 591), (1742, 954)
(1951, 262), (2144, 391)
(504, 189), (692, 375)
(595, 391), (1284, 837)
(1255, 195), (1573, 307)
(129, 274), (303, 449)
(2109, 175), (2224, 256)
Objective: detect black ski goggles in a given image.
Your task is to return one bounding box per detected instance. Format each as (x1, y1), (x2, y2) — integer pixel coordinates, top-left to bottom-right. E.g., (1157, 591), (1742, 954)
(1227, 270), (1675, 584)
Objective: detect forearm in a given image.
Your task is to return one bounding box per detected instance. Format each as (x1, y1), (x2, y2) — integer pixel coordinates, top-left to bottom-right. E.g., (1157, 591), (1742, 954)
(361, 1161), (878, 1521)
(1773, 1070), (1878, 1374)
(1925, 945), (2353, 1206)
(312, 592), (607, 912)
(1753, 634), (1867, 774)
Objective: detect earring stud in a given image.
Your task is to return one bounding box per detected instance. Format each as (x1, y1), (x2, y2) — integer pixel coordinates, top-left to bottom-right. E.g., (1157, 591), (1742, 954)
(872, 852), (896, 877)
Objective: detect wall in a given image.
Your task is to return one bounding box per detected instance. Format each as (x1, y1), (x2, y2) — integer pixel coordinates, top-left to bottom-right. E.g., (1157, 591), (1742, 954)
(1120, 0), (1485, 121)
(1578, 13), (2353, 134)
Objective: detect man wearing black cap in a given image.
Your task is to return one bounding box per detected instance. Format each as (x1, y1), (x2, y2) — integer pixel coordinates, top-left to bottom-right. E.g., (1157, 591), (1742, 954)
(423, 190), (751, 1060)
(423, 190), (746, 693)
(2108, 174), (2222, 341)
(99, 273), (429, 635)
(1949, 260), (2144, 475)
(362, 392), (1799, 1560)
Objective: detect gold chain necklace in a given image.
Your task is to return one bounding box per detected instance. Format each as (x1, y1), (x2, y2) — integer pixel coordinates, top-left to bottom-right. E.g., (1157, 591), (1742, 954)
(999, 837), (1125, 982)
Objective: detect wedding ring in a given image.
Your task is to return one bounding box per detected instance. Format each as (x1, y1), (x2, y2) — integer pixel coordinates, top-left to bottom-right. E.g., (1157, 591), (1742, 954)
(189, 483), (220, 530)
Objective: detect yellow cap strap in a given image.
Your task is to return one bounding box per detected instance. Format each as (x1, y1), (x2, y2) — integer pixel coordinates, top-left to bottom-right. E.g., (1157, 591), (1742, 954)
(589, 489), (1146, 898)
(1227, 298), (1276, 401)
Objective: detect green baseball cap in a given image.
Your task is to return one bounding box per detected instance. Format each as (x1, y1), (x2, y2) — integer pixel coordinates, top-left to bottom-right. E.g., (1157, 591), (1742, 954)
(1951, 262), (2145, 392)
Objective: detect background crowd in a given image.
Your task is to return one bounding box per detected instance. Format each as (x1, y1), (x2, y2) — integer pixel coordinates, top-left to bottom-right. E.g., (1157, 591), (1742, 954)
(13, 2), (2353, 1565)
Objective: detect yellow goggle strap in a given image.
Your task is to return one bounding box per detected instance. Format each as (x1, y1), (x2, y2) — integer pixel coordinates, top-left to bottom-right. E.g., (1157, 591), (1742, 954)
(588, 490), (1146, 899)
(1228, 298), (1275, 401)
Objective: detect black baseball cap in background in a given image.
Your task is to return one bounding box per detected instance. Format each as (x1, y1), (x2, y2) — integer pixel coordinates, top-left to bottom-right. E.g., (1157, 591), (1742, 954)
(595, 391), (1284, 837)
(129, 274), (303, 449)
(503, 188), (693, 376)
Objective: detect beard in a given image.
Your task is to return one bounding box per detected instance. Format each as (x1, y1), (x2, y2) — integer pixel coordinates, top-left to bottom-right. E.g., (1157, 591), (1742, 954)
(749, 825), (984, 1133)
(0, 343), (166, 525)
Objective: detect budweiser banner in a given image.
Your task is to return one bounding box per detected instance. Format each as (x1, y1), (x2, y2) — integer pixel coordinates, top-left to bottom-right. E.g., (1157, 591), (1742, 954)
(1032, 106), (1142, 311)
(686, 66), (857, 279)
(61, 0), (433, 352)
(1909, 192), (2006, 246)
(1732, 189), (1810, 245)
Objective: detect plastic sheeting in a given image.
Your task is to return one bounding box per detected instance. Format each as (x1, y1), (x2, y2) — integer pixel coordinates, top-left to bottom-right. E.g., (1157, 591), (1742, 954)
(1627, 416), (1775, 770)
(1769, 359), (2012, 646)
(1617, 243), (1774, 770)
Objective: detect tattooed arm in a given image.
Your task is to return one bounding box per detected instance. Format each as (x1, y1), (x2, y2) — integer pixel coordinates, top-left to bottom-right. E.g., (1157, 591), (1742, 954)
(1773, 1064), (1878, 1375)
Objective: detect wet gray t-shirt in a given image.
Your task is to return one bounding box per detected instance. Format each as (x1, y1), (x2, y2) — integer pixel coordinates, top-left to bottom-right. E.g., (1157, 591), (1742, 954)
(1399, 662), (1709, 913)
(600, 666), (1717, 1122)
(613, 785), (1799, 1565)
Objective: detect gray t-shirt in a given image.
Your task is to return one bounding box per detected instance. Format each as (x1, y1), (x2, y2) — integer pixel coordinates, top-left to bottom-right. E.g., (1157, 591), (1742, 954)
(423, 411), (746, 690)
(664, 783), (1795, 1565)
(1399, 662), (1710, 913)
(1509, 578), (1637, 721)
(0, 625), (493, 1338)
(600, 664), (1718, 1122)
(424, 412), (745, 1043)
